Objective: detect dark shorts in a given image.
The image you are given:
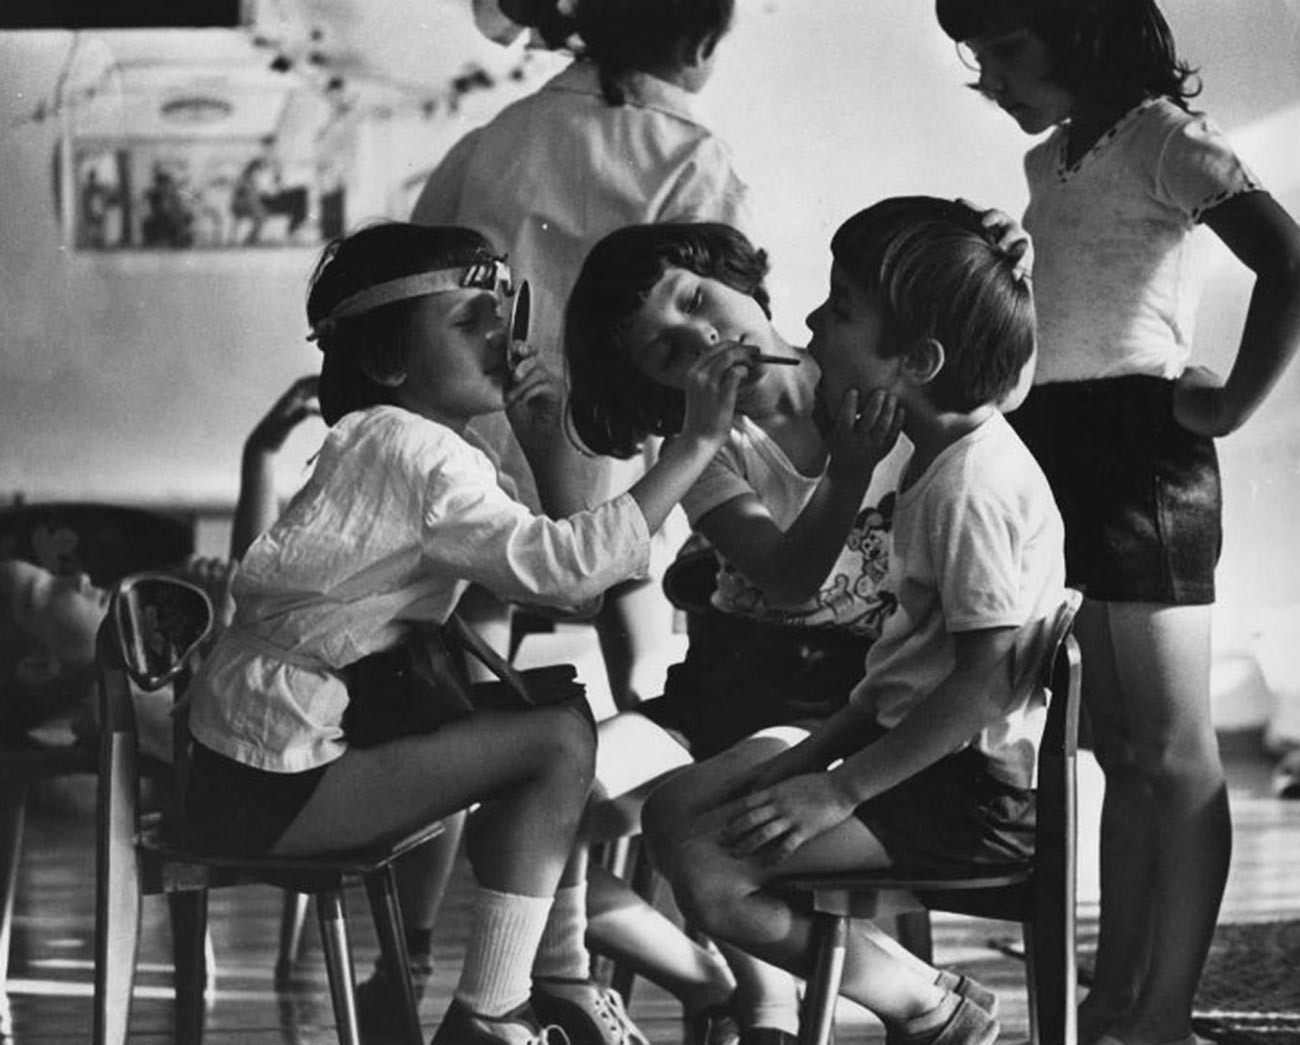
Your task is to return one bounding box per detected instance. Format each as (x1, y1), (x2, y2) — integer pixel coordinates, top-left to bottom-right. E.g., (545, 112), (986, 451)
(1010, 376), (1221, 605)
(185, 741), (329, 857)
(854, 724), (1036, 874)
(638, 609), (869, 760)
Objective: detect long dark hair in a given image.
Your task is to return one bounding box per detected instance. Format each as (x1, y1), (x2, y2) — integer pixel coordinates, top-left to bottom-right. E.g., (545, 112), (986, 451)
(307, 222), (498, 425)
(936, 0), (1199, 108)
(565, 222), (770, 459)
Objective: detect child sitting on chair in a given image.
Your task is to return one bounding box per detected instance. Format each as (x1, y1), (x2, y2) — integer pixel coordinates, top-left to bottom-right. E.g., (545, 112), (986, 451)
(641, 196), (1068, 1045)
(181, 221), (753, 1045)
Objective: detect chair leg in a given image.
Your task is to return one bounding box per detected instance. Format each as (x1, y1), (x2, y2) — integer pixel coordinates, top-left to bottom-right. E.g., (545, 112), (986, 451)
(275, 891), (311, 987)
(316, 889), (362, 1045)
(94, 812), (143, 1045)
(170, 889), (210, 1045)
(798, 913), (849, 1045)
(1023, 913), (1076, 1045)
(365, 865), (424, 1045)
(894, 909), (934, 964)
(0, 788), (27, 1038)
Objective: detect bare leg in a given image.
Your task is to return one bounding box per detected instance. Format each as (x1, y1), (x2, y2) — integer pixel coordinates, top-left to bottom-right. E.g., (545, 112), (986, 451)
(594, 576), (677, 712)
(642, 752), (948, 1025)
(1078, 600), (1229, 1045)
(272, 704), (595, 900)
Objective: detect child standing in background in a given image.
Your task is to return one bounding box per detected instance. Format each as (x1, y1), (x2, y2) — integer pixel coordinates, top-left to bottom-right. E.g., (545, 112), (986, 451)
(413, 0), (752, 710)
(183, 222), (755, 1045)
(937, 2), (1300, 1043)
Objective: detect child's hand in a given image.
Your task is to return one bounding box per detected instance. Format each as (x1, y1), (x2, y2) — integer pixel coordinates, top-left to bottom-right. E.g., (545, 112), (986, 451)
(246, 375), (320, 453)
(959, 198), (1033, 280)
(824, 387), (904, 480)
(678, 342), (752, 446)
(505, 343), (566, 443)
(1172, 365), (1238, 436)
(717, 772), (858, 866)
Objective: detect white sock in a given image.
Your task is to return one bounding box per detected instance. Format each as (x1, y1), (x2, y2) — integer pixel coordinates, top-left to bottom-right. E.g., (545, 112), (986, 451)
(455, 887), (554, 1017)
(747, 998), (802, 1036)
(531, 883), (591, 982)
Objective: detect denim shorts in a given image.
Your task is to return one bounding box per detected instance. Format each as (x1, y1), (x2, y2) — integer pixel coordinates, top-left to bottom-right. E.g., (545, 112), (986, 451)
(1010, 376), (1221, 606)
(854, 723), (1036, 873)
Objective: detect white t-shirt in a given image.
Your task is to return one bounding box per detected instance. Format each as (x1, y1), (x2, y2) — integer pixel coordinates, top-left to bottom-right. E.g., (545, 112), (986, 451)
(187, 405), (650, 772)
(1024, 97), (1261, 384)
(412, 59), (752, 508)
(682, 415), (909, 637)
(850, 412), (1066, 788)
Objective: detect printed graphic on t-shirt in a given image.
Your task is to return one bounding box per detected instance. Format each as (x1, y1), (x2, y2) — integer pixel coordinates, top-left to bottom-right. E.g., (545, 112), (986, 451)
(716, 491), (898, 636)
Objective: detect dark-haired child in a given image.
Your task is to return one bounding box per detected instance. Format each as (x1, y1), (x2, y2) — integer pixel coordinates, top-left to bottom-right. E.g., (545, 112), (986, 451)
(182, 221), (755, 1045)
(564, 219), (908, 1045)
(937, 3), (1300, 1042)
(414, 0), (751, 716)
(642, 197), (1069, 1045)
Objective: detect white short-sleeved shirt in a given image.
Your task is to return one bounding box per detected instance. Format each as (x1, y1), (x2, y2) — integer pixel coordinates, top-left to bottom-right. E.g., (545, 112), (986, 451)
(412, 59), (752, 508)
(681, 416), (910, 637)
(187, 406), (650, 773)
(1024, 97), (1261, 384)
(850, 413), (1066, 788)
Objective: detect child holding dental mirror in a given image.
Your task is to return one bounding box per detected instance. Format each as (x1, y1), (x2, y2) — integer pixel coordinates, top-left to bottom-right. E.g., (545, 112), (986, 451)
(183, 220), (757, 1045)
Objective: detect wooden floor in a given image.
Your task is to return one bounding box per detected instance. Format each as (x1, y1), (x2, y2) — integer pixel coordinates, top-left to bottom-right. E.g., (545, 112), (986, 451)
(5, 734), (1300, 1044)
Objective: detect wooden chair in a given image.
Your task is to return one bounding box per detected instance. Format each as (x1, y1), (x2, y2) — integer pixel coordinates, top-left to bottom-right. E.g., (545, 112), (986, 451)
(771, 589), (1084, 1045)
(0, 502), (194, 1033)
(93, 572), (445, 1045)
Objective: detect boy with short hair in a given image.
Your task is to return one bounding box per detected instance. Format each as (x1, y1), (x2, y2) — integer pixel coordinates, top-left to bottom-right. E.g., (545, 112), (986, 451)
(642, 196), (1068, 1045)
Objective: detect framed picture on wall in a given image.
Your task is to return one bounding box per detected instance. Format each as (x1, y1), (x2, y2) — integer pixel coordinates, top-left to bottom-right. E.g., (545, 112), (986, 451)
(62, 59), (350, 252)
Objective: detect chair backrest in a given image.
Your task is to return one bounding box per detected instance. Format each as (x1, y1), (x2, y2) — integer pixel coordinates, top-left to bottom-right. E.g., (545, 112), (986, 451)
(0, 502), (194, 586)
(97, 573), (213, 837)
(1031, 590), (1084, 911)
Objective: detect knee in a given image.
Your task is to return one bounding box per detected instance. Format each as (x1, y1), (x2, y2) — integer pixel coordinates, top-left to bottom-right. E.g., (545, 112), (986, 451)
(668, 849), (749, 939)
(531, 701), (597, 789)
(640, 772), (694, 853)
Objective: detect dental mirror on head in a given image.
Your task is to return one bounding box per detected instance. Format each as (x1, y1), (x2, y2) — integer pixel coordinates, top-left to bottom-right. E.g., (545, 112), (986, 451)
(508, 279), (531, 364)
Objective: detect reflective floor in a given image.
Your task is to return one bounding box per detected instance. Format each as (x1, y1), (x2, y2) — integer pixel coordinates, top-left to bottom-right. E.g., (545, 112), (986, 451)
(6, 737), (1300, 1043)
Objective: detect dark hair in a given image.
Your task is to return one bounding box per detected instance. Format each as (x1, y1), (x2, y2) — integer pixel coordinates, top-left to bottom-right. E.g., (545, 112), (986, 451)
(517, 0), (734, 105)
(830, 196), (1035, 413)
(936, 0), (1199, 108)
(565, 222), (771, 458)
(307, 222), (498, 426)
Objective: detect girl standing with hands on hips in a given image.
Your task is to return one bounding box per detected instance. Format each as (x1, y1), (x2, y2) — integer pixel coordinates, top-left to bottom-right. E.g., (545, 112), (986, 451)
(183, 221), (754, 1045)
(937, 3), (1300, 1044)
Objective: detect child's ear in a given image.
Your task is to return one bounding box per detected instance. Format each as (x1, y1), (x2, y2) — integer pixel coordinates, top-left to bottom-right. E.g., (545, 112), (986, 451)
(902, 337), (945, 388)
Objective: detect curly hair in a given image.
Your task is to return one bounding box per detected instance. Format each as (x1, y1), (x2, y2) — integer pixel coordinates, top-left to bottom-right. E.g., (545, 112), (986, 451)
(565, 222), (770, 459)
(936, 0), (1199, 108)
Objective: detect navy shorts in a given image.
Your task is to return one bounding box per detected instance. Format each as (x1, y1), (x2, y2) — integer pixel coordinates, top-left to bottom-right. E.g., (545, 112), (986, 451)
(1010, 376), (1221, 605)
(185, 741), (329, 857)
(638, 609), (869, 760)
(854, 724), (1036, 874)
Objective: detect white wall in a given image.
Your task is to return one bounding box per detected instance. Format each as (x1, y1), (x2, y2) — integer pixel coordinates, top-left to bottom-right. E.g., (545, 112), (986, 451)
(1, 2), (1298, 647)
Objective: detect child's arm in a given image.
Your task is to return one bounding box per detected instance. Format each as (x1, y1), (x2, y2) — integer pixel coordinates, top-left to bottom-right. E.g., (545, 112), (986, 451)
(1176, 191), (1300, 436)
(719, 625), (1018, 864)
(505, 343), (594, 518)
(697, 388), (902, 605)
(230, 375), (320, 559)
(623, 343), (754, 534)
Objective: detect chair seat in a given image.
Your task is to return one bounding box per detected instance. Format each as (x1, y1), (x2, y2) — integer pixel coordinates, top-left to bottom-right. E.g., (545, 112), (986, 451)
(775, 864), (1033, 921)
(0, 738), (97, 785)
(136, 814), (446, 894)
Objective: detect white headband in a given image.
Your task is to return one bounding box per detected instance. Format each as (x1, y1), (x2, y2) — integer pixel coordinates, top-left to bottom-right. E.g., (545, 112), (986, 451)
(308, 259), (513, 343)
